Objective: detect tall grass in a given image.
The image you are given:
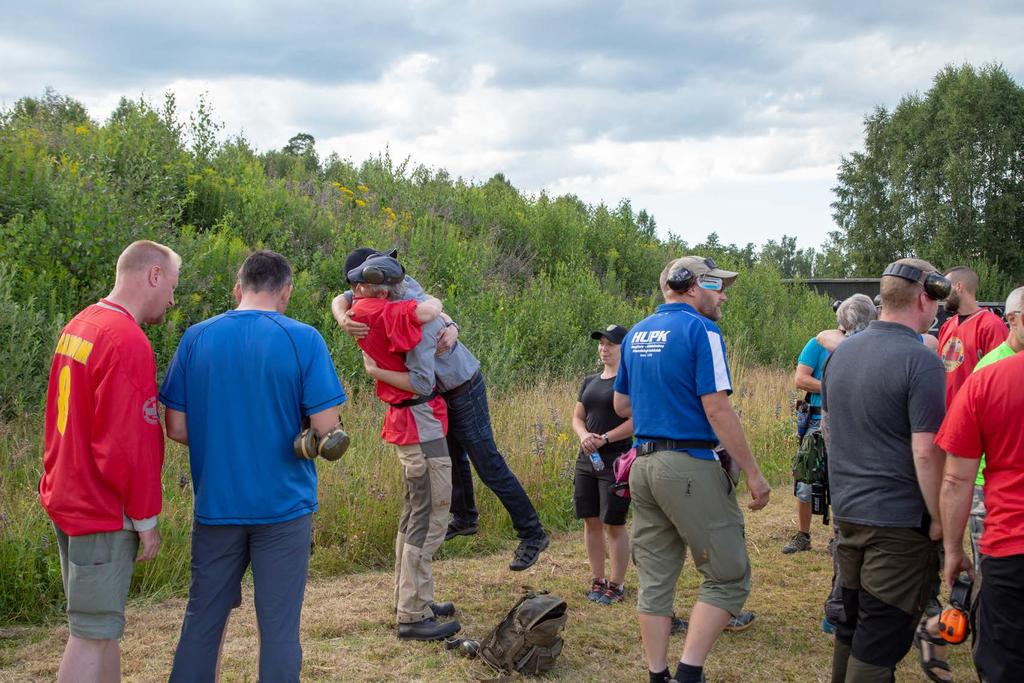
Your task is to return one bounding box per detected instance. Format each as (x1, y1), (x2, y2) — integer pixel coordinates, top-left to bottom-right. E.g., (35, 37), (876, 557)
(0, 364), (799, 626)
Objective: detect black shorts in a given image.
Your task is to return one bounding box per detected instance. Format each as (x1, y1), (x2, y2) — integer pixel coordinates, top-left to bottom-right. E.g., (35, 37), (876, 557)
(975, 553), (1024, 683)
(573, 452), (630, 525)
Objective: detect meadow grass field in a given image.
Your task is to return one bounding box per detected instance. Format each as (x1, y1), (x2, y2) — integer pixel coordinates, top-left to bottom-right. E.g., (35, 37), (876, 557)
(0, 361), (794, 627)
(0, 364), (968, 680)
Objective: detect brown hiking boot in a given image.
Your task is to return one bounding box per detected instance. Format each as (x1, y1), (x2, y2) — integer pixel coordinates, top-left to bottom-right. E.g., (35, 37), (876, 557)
(782, 531), (811, 554)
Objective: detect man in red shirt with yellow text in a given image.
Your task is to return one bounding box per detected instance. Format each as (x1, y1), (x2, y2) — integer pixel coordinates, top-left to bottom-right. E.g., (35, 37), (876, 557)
(937, 351), (1024, 683)
(40, 240), (180, 683)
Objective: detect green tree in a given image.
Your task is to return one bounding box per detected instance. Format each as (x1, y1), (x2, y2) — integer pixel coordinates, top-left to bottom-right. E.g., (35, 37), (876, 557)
(758, 235), (818, 278)
(832, 63), (1024, 279)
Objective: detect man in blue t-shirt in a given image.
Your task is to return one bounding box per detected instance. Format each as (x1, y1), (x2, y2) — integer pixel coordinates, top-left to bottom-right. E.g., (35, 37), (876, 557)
(160, 250), (346, 682)
(613, 256), (771, 683)
(784, 336), (828, 554)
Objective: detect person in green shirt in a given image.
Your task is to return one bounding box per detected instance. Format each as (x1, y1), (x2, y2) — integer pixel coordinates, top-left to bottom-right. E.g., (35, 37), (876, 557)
(967, 286), (1024, 569)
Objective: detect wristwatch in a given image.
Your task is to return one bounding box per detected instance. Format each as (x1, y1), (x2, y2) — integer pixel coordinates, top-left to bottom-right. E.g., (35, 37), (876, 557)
(601, 433), (610, 444)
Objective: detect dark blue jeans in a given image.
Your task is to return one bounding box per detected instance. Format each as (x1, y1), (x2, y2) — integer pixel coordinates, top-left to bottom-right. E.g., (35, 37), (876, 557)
(169, 514), (313, 683)
(446, 373), (544, 540)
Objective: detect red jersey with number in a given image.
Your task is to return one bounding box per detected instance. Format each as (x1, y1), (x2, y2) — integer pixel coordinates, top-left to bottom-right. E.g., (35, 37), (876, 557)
(937, 309), (1007, 407)
(935, 352), (1024, 558)
(40, 300), (164, 536)
(351, 297), (447, 445)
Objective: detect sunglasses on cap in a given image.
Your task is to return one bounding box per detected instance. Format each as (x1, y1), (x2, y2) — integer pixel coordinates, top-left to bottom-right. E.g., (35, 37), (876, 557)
(697, 275), (724, 291)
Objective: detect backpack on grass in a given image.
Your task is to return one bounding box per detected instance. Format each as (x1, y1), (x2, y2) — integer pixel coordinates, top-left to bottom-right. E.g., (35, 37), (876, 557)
(478, 591), (568, 676)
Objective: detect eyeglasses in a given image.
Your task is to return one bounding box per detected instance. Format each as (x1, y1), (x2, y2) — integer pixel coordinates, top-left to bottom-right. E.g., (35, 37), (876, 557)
(698, 275), (723, 291)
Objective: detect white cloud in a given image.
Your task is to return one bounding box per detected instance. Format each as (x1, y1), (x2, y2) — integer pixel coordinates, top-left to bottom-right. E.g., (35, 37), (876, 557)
(3, 2), (1024, 250)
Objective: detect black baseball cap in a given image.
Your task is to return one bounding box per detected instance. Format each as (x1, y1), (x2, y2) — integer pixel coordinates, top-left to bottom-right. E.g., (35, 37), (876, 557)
(343, 247), (400, 284)
(590, 324), (627, 345)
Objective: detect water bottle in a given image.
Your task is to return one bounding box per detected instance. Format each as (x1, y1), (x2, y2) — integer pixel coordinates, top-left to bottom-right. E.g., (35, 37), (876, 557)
(589, 451), (605, 472)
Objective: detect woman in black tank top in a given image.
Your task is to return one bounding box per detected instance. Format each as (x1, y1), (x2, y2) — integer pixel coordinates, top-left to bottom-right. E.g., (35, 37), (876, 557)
(571, 325), (634, 605)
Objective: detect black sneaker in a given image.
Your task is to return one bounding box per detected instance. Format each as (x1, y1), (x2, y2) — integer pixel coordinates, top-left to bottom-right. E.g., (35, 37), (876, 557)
(444, 522), (479, 542)
(509, 533), (549, 571)
(397, 617), (462, 641)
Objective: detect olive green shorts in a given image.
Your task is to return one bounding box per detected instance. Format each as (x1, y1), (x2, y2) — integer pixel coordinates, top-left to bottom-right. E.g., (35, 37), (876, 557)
(55, 526), (139, 640)
(629, 451), (751, 616)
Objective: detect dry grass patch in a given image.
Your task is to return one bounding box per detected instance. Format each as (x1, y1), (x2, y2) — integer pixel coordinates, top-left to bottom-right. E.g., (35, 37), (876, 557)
(0, 501), (971, 682)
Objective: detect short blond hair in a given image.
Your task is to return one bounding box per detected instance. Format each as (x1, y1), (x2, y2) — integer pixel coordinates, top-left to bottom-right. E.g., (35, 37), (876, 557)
(880, 258), (938, 311)
(116, 240), (181, 277)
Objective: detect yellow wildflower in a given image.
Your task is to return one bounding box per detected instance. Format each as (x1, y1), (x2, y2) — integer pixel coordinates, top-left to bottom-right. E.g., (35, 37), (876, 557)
(357, 184), (369, 193)
(354, 199), (366, 207)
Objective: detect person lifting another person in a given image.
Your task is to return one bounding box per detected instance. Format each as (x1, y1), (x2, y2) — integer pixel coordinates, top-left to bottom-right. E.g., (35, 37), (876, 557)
(333, 248), (549, 572)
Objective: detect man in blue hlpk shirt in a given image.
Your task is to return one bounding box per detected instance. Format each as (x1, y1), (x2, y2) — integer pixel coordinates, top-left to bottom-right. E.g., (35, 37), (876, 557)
(613, 256), (771, 683)
(161, 250), (347, 682)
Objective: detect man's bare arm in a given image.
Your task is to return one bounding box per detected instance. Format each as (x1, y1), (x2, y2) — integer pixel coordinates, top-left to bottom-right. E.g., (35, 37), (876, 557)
(912, 431), (946, 539)
(816, 329), (845, 352)
(362, 352), (417, 393)
(415, 296), (443, 323)
(436, 317), (459, 355)
(165, 408), (188, 445)
(794, 364), (821, 394)
(940, 453), (980, 585)
(702, 391), (771, 510)
(613, 391), (632, 418)
(331, 293), (370, 339)
(309, 405), (341, 436)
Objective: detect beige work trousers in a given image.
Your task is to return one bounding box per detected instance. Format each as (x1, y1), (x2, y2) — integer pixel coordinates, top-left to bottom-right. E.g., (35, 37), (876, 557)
(393, 438), (452, 623)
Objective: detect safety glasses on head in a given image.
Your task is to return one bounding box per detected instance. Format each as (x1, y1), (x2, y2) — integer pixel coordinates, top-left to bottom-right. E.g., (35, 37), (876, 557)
(882, 262), (951, 301)
(697, 275), (723, 291)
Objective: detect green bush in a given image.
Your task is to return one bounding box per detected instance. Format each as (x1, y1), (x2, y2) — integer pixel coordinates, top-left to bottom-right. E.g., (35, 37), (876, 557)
(719, 263), (837, 367)
(0, 263), (65, 418)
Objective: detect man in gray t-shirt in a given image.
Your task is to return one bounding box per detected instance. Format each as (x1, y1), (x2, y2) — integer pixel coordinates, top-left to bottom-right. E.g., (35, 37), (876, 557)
(820, 257), (948, 682)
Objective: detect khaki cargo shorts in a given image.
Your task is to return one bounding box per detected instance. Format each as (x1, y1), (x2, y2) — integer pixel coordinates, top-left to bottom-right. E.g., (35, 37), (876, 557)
(629, 450), (751, 616)
(55, 526), (139, 640)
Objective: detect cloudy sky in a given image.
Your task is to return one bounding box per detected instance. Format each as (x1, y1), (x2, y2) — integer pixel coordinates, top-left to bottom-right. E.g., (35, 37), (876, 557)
(4, 2), (1024, 249)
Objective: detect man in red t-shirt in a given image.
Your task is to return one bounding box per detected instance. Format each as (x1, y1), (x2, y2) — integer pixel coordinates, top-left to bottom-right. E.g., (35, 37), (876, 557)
(937, 352), (1024, 682)
(40, 240), (180, 683)
(937, 266), (1007, 407)
(348, 255), (461, 642)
